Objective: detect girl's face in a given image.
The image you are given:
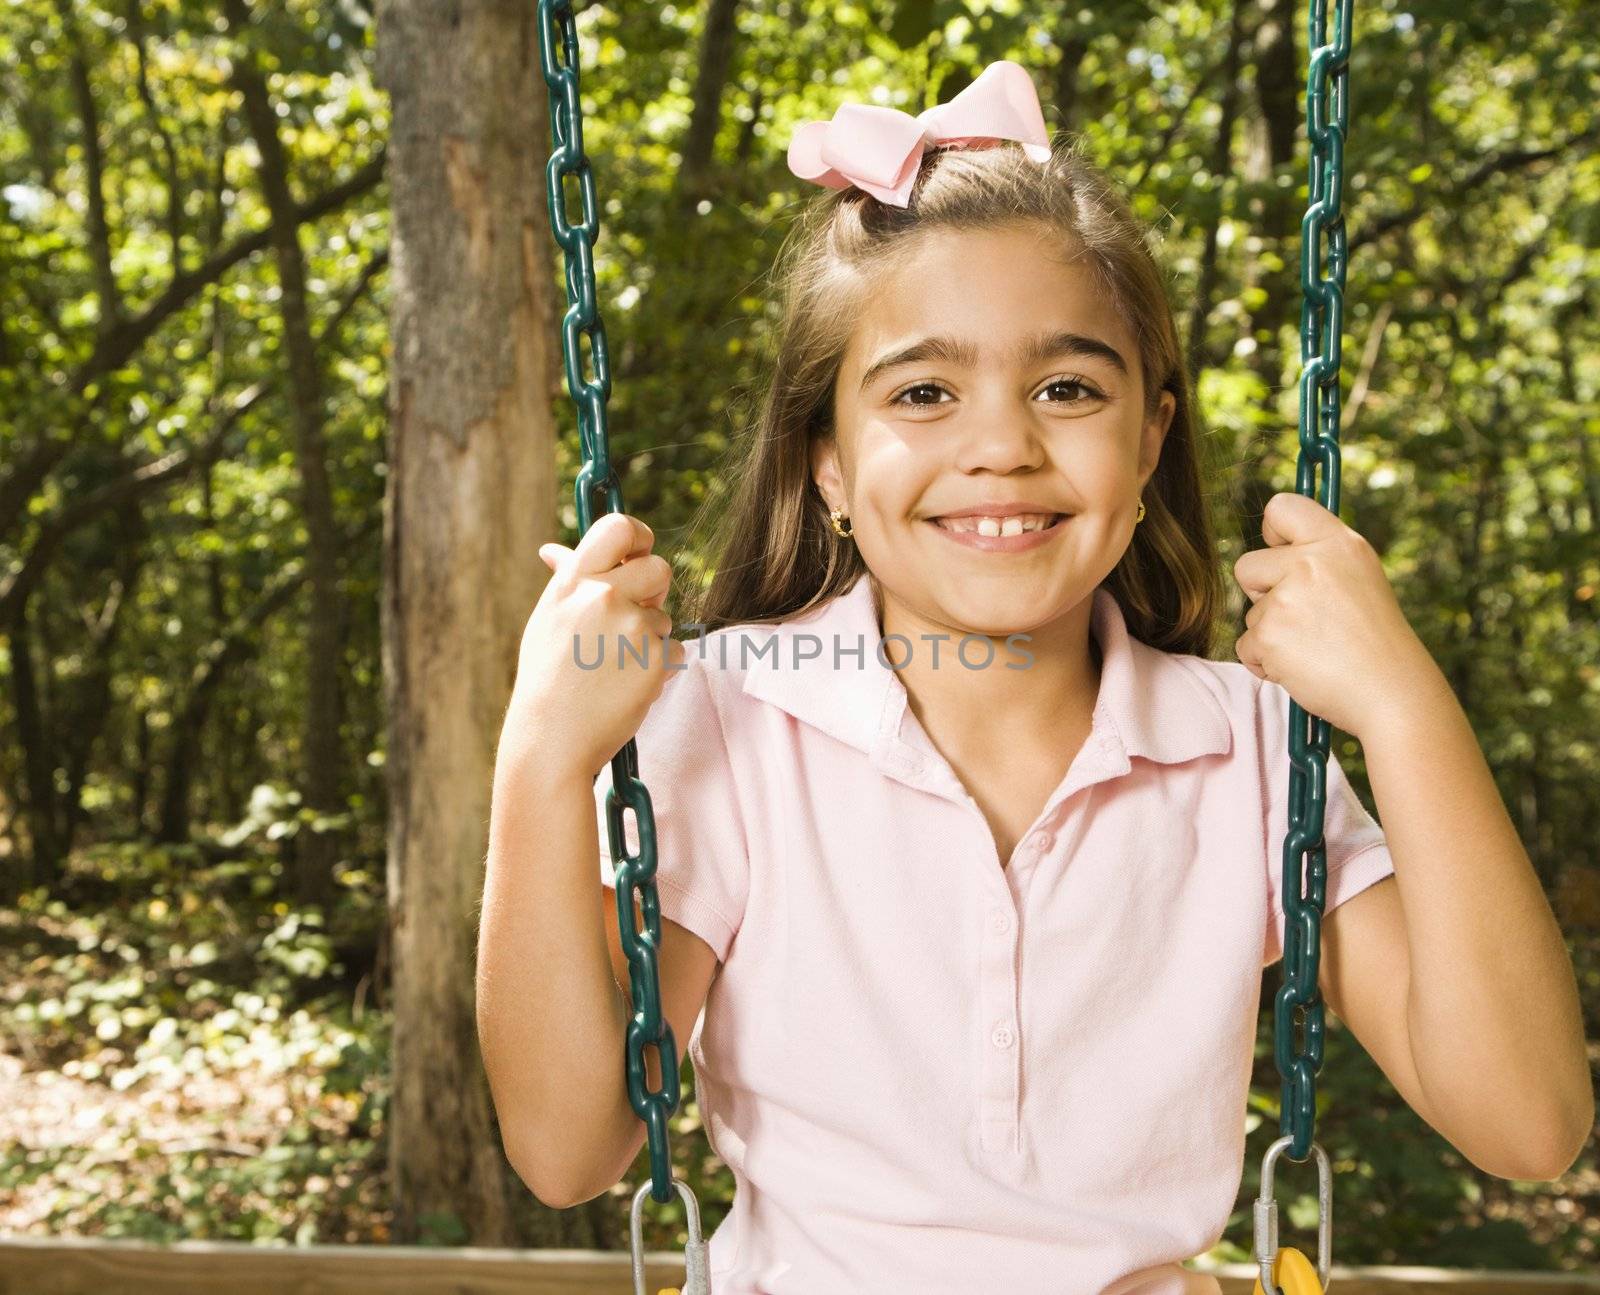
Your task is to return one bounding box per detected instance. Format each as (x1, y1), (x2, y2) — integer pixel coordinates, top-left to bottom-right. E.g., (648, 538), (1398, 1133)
(815, 220), (1175, 640)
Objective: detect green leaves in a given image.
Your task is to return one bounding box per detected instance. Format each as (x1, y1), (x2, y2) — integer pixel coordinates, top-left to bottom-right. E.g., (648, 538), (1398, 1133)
(2, 0), (1597, 1261)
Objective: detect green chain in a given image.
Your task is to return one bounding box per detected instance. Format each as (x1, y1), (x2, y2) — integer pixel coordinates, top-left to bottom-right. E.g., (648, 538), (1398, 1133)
(535, 0), (680, 1206)
(1277, 0), (1353, 1166)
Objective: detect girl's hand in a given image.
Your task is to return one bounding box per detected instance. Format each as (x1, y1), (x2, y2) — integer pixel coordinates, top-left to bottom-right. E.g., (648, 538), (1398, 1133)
(503, 512), (685, 782)
(1231, 491), (1441, 741)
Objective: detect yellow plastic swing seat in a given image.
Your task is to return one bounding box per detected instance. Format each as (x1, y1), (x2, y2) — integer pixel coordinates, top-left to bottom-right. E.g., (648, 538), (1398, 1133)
(656, 1243), (1321, 1295)
(1253, 1245), (1322, 1294)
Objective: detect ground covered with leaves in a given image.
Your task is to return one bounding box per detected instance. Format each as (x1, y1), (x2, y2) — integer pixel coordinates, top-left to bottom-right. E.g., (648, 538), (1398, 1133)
(0, 842), (391, 1243)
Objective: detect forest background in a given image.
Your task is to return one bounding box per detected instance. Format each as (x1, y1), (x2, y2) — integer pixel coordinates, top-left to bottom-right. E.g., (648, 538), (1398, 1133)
(1, 0), (1596, 1272)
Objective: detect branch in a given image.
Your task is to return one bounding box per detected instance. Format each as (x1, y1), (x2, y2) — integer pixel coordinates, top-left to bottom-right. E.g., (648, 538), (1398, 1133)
(177, 554), (307, 721)
(72, 148), (386, 394)
(0, 384), (264, 620)
(55, 0), (122, 326)
(0, 372), (121, 544)
(0, 150), (385, 547)
(175, 509), (381, 724)
(1122, 55), (1227, 196)
(125, 0), (185, 266)
(0, 241), (385, 613)
(1351, 123), (1600, 256)
(1341, 297), (1392, 431)
(316, 245), (389, 345)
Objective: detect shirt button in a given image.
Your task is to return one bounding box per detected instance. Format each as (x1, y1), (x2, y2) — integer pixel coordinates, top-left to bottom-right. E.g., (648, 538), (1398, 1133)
(991, 1022), (1016, 1049)
(1034, 831), (1056, 853)
(990, 910), (1013, 934)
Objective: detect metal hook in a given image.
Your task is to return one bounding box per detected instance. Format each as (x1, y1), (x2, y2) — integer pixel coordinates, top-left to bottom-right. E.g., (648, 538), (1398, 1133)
(630, 1176), (709, 1295)
(1253, 1134), (1333, 1295)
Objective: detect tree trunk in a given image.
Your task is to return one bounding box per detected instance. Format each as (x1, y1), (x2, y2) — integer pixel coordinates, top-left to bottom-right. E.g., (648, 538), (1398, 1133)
(160, 559), (310, 844)
(678, 0), (742, 200)
(1233, 0), (1308, 633)
(61, 503), (146, 852)
(1049, 29), (1092, 140)
(376, 0), (563, 1248)
(1185, 0), (1248, 380)
(1240, 0), (1302, 410)
(224, 0), (347, 911)
(3, 604), (58, 898)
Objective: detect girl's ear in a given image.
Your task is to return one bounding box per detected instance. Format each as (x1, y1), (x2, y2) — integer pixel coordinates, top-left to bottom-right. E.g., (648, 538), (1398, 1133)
(811, 434), (846, 512)
(1138, 388), (1176, 484)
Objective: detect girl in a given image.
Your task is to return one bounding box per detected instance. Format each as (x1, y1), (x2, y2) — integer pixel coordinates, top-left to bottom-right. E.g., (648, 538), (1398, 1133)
(479, 60), (1591, 1295)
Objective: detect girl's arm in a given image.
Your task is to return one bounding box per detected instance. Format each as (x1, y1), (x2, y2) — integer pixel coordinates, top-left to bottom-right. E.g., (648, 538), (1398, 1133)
(477, 755), (638, 1206)
(478, 741), (720, 1209)
(477, 511), (713, 1208)
(1233, 491), (1592, 1180)
(1338, 665), (1593, 1180)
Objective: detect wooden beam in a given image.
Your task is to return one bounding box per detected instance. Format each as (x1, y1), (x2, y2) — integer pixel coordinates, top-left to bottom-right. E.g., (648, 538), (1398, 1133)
(1, 1237), (1596, 1295)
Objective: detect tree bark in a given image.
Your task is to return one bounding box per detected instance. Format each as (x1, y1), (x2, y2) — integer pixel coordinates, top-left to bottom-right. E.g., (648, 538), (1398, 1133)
(1233, 0), (1306, 629)
(3, 604), (59, 898)
(1049, 29), (1091, 140)
(376, 0), (562, 1248)
(57, 0), (122, 331)
(159, 558), (309, 845)
(1241, 0), (1301, 364)
(1185, 0), (1248, 381)
(678, 0), (742, 200)
(61, 504), (146, 853)
(224, 0), (347, 910)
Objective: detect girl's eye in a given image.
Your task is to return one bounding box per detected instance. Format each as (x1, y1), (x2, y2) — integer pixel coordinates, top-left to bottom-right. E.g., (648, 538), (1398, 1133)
(888, 377), (1104, 407)
(889, 381), (950, 407)
(1039, 376), (1103, 404)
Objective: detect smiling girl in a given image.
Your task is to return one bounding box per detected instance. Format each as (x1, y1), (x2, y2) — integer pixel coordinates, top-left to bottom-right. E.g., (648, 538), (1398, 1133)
(478, 60), (1591, 1295)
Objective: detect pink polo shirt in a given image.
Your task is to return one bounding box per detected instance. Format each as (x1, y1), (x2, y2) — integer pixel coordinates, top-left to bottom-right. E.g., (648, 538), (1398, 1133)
(595, 572), (1395, 1294)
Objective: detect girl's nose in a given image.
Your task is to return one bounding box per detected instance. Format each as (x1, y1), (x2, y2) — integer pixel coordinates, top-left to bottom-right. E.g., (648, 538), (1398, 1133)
(950, 395), (1048, 474)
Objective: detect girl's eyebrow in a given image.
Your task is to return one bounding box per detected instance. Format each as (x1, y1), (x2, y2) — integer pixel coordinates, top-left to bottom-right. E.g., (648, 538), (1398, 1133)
(857, 328), (1130, 394)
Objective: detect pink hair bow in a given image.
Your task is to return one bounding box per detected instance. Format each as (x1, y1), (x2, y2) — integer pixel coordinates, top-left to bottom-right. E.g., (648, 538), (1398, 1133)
(786, 60), (1051, 209)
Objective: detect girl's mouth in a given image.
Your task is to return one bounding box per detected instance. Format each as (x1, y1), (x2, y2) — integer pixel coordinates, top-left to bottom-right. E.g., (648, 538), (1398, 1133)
(925, 512), (1070, 552)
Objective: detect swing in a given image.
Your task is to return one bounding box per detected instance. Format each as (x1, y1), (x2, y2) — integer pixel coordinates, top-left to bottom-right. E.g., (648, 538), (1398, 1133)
(532, 2), (1358, 1291)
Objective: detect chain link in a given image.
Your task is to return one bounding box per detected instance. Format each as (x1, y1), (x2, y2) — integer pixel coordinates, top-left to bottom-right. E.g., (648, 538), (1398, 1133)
(1277, 0), (1354, 1166)
(535, 0), (680, 1206)
(1256, 4), (1355, 1287)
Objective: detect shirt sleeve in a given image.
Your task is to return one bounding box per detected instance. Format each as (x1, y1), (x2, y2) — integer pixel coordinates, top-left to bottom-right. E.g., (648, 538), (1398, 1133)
(594, 650), (750, 963)
(1257, 678), (1396, 968)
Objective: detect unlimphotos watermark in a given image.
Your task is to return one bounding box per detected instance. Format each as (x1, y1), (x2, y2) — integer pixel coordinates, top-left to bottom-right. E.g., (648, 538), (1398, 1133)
(571, 625), (1036, 672)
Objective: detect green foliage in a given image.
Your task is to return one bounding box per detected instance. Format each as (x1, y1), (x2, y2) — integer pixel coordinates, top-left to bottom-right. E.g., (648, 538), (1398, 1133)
(1, 0), (1597, 1270)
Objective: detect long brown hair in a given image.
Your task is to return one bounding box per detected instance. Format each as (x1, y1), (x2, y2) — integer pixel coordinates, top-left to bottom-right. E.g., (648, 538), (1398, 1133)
(676, 128), (1226, 659)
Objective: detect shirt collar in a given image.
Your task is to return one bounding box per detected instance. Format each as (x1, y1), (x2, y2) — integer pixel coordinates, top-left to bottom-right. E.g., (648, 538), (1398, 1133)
(732, 573), (1231, 770)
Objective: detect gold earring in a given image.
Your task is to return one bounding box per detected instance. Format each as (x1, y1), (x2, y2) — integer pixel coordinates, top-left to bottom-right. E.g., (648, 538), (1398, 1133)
(829, 508), (854, 538)
(1135, 499), (1146, 524)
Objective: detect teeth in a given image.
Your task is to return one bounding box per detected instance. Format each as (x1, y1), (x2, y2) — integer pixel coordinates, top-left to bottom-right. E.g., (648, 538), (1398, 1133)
(936, 513), (1058, 535)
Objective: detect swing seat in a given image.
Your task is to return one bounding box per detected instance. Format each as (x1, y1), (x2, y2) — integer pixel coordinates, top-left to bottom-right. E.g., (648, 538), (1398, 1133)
(659, 1247), (1322, 1295)
(660, 1251), (1323, 1295)
(1253, 1244), (1322, 1294)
